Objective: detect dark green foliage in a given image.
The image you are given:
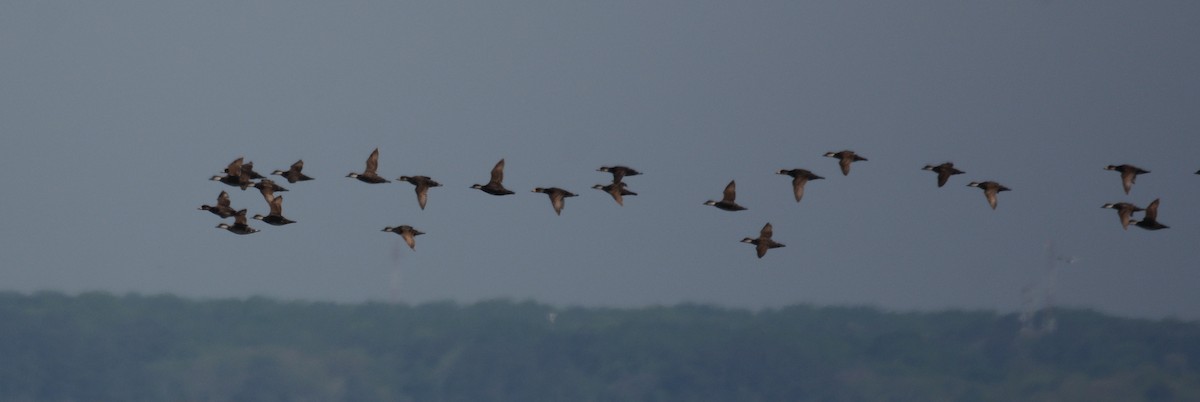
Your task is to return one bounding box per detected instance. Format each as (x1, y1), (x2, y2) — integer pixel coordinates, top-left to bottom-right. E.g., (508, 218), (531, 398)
(0, 292), (1196, 401)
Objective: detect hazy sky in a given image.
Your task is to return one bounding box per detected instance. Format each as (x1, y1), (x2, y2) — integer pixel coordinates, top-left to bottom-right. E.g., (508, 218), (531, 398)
(2, 1), (1198, 319)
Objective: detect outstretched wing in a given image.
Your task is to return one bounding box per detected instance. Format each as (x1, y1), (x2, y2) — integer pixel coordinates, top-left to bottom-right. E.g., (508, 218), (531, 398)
(364, 148), (380, 175)
(1144, 198), (1160, 221)
(489, 159), (506, 185)
(722, 180), (737, 202)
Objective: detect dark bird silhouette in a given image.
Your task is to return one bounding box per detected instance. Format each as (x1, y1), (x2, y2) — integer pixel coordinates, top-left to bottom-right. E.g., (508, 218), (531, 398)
(382, 225), (424, 250)
(592, 182), (638, 206)
(198, 191), (237, 218)
(253, 195), (296, 226)
(776, 169), (823, 203)
(967, 181), (1010, 210)
(922, 162), (965, 188)
(532, 187), (578, 215)
(823, 150), (867, 176)
(1105, 164), (1149, 195)
(211, 157), (252, 190)
(597, 166), (642, 183)
(398, 175), (442, 210)
(238, 161), (265, 180)
(1131, 198), (1169, 230)
(216, 209), (259, 235)
(471, 159), (514, 195)
(703, 180), (746, 211)
(347, 148), (390, 183)
(1101, 202), (1144, 230)
(741, 222), (785, 258)
(272, 160), (313, 183)
(253, 179), (288, 202)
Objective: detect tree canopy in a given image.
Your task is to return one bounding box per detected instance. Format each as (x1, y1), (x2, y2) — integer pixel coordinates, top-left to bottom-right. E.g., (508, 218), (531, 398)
(0, 291), (1195, 401)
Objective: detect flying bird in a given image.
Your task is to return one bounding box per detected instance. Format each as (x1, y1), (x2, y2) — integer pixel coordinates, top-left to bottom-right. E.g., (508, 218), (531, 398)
(922, 162), (965, 188)
(211, 157), (252, 190)
(347, 148), (390, 183)
(703, 180), (746, 211)
(398, 175), (442, 210)
(1131, 198), (1169, 230)
(253, 179), (288, 203)
(532, 187), (578, 215)
(823, 150), (867, 176)
(471, 159), (515, 195)
(1104, 164), (1149, 195)
(776, 169), (823, 203)
(592, 182), (638, 206)
(967, 181), (1010, 210)
(272, 160), (314, 183)
(1101, 202), (1143, 230)
(253, 195), (296, 226)
(198, 191), (237, 218)
(741, 222), (785, 258)
(597, 166), (642, 183)
(238, 161), (266, 180)
(382, 225), (424, 250)
(216, 209), (259, 235)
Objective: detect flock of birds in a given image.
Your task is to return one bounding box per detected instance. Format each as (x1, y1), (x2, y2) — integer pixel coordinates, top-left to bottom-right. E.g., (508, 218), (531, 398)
(199, 148), (1187, 258)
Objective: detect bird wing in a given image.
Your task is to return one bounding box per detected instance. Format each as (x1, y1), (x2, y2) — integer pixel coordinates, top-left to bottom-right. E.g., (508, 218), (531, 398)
(760, 223), (773, 239)
(489, 159), (506, 184)
(402, 231), (417, 250)
(364, 148), (380, 175)
(722, 180), (737, 202)
(984, 187), (999, 210)
(550, 191), (565, 215)
(225, 157), (244, 176)
(292, 159), (304, 172)
(839, 156), (852, 176)
(217, 191), (231, 208)
(416, 184), (429, 210)
(1145, 198), (1160, 220)
(1121, 171), (1135, 194)
(791, 176), (807, 202)
(270, 195), (283, 215)
(936, 170), (951, 187)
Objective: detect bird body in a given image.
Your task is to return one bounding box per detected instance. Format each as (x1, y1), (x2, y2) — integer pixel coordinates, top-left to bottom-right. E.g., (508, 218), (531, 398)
(776, 169), (823, 203)
(472, 159), (514, 195)
(967, 181), (1010, 210)
(212, 157), (253, 190)
(1101, 202), (1143, 230)
(824, 150), (867, 176)
(704, 180), (746, 211)
(1105, 164), (1149, 194)
(741, 223), (785, 258)
(922, 162), (965, 187)
(272, 160), (314, 183)
(1131, 198), (1169, 230)
(198, 190), (237, 218)
(533, 187), (578, 215)
(252, 195), (296, 226)
(598, 165), (642, 183)
(347, 148), (390, 183)
(593, 182), (637, 206)
(216, 209), (259, 235)
(399, 176), (442, 210)
(383, 225), (424, 250)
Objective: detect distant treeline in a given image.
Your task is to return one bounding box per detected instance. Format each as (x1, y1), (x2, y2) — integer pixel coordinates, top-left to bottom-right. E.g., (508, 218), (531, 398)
(0, 291), (1196, 401)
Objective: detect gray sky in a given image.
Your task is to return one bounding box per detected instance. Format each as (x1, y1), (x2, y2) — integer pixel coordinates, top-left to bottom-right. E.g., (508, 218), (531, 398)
(2, 1), (1198, 319)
